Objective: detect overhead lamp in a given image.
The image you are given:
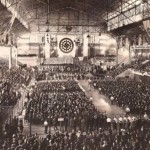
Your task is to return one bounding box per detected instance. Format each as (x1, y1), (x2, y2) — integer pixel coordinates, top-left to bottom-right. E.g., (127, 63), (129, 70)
(66, 26), (72, 32)
(87, 34), (90, 38)
(45, 19), (49, 25)
(46, 28), (50, 32)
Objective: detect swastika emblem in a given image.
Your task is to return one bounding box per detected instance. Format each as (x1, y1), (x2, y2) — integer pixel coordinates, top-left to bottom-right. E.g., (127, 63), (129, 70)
(59, 38), (74, 53)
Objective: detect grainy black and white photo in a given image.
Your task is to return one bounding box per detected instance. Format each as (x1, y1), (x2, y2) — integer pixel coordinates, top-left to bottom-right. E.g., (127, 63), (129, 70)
(0, 0), (150, 150)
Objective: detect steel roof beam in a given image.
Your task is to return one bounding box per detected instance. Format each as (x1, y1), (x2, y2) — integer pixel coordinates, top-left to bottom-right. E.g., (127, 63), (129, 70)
(0, 0), (29, 29)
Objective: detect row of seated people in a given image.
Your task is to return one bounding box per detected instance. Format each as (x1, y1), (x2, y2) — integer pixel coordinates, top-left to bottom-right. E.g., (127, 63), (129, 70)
(0, 117), (150, 150)
(131, 61), (150, 75)
(92, 80), (150, 115)
(39, 64), (92, 74)
(0, 80), (21, 106)
(33, 81), (82, 92)
(35, 72), (86, 81)
(106, 64), (131, 78)
(24, 81), (104, 130)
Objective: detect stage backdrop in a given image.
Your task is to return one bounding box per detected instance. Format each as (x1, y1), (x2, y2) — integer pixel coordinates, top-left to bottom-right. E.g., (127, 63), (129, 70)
(57, 35), (76, 57)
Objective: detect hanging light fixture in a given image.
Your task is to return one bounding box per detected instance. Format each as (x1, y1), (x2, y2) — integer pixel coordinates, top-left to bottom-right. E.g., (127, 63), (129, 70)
(46, 0), (50, 32)
(45, 19), (49, 25)
(46, 28), (50, 32)
(87, 34), (90, 38)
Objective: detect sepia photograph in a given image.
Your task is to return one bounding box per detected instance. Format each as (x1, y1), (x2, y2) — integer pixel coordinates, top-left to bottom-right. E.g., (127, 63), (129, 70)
(0, 0), (150, 149)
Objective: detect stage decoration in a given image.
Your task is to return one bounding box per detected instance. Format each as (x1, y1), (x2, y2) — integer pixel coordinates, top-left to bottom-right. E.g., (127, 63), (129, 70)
(59, 38), (74, 53)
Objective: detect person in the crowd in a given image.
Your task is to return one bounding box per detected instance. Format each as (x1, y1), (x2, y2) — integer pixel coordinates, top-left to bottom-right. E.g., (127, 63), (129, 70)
(44, 120), (48, 134)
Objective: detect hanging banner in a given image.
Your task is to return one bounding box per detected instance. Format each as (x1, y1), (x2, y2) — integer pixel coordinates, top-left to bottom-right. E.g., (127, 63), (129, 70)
(57, 35), (76, 57)
(45, 33), (50, 58)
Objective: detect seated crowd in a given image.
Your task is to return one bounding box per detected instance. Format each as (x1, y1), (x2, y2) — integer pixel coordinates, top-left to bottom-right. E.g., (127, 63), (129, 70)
(107, 56), (150, 78)
(0, 80), (21, 106)
(93, 80), (150, 115)
(0, 58), (32, 89)
(36, 64), (91, 81)
(25, 81), (104, 131)
(106, 63), (131, 78)
(36, 72), (86, 81)
(0, 56), (150, 150)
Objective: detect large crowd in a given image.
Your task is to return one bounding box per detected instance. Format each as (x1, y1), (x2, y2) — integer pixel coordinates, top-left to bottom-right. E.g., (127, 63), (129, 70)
(0, 116), (150, 150)
(107, 56), (150, 78)
(93, 80), (150, 115)
(0, 55), (150, 150)
(25, 81), (104, 132)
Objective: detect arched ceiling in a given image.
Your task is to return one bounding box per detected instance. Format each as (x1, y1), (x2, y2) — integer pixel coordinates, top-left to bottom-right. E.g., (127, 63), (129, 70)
(18, 0), (113, 33)
(0, 0), (118, 35)
(0, 0), (149, 36)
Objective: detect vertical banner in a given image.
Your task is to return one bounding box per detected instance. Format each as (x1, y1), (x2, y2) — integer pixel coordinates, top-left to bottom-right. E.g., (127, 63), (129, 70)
(45, 33), (50, 58)
(50, 34), (57, 57)
(57, 35), (76, 57)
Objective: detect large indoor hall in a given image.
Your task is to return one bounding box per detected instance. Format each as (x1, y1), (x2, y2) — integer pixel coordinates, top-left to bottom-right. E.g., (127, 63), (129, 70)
(0, 0), (150, 150)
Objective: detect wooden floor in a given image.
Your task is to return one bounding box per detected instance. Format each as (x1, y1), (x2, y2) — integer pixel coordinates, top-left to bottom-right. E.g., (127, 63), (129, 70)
(22, 80), (125, 136)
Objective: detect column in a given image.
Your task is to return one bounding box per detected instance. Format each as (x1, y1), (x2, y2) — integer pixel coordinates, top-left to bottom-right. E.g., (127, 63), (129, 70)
(9, 46), (12, 69)
(83, 33), (89, 57)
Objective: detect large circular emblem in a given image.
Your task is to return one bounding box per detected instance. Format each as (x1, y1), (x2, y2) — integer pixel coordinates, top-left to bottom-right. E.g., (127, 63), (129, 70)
(59, 38), (74, 53)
